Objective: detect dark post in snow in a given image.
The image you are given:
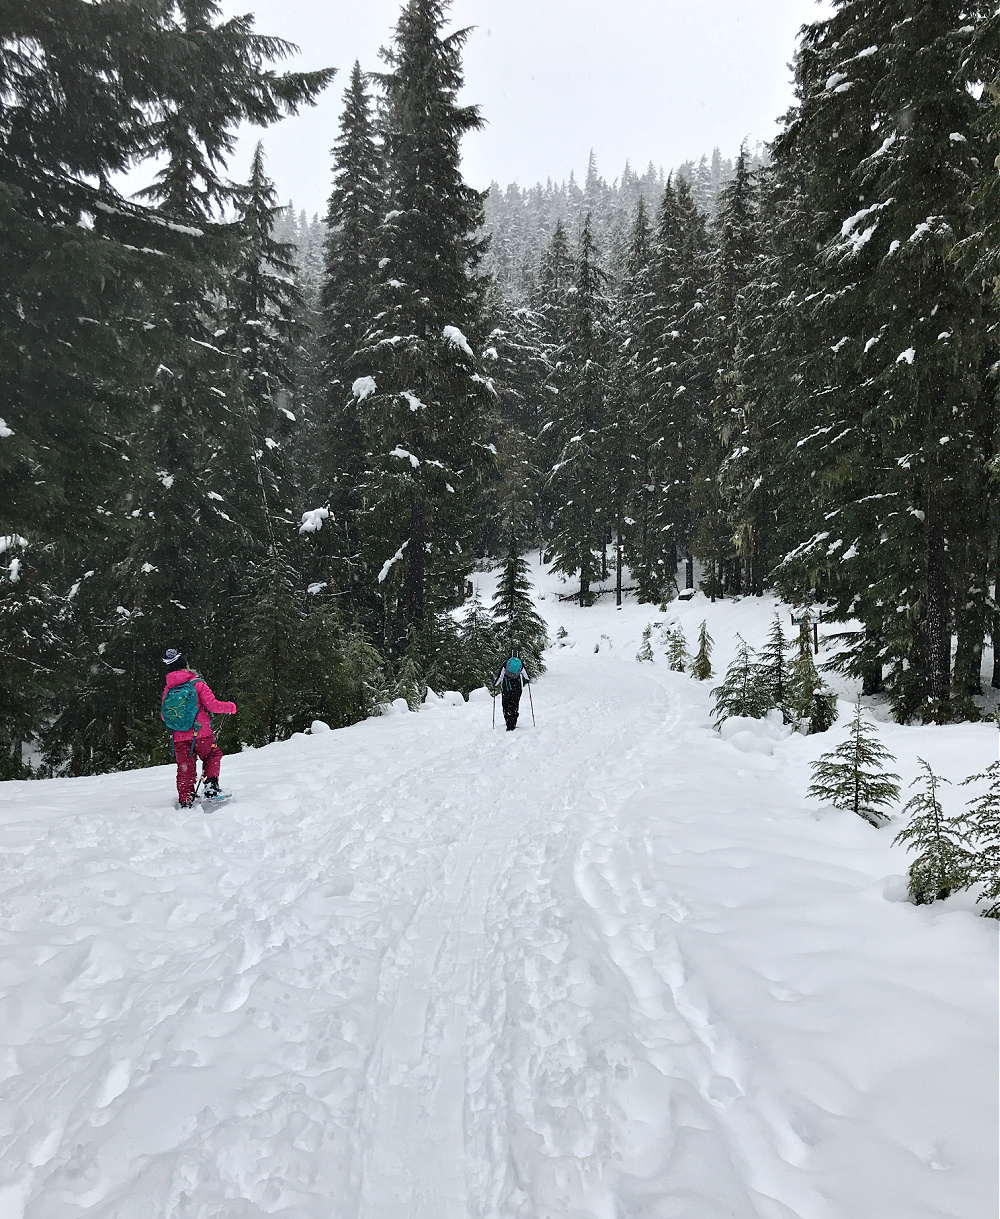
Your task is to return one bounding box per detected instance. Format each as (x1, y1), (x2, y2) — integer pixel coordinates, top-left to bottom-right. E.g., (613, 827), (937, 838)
(685, 552), (694, 591)
(616, 519), (623, 608)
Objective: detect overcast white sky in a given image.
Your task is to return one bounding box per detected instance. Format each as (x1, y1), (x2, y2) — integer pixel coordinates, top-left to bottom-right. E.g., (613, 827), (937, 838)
(221, 0), (831, 214)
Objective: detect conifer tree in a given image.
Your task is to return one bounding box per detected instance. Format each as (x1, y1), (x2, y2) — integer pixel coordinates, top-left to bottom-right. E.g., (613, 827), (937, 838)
(772, 1), (995, 723)
(311, 61), (383, 571)
(338, 626), (389, 722)
(712, 637), (768, 725)
(395, 634), (426, 710)
(636, 625), (654, 663)
(491, 543), (548, 675)
(691, 620), (714, 681)
(894, 759), (973, 906)
(756, 614), (793, 719)
(695, 147), (762, 596)
(635, 176), (713, 600)
(230, 559), (306, 745)
(321, 61), (382, 394)
(16, 0), (333, 772)
(960, 761), (1000, 918)
(456, 592), (498, 693)
(229, 557), (363, 743)
(532, 219), (575, 540)
(548, 212), (610, 604)
(788, 646), (838, 734)
(807, 700), (900, 826)
(227, 142), (303, 549)
(605, 198), (655, 604)
(666, 625), (689, 672)
(352, 0), (494, 650)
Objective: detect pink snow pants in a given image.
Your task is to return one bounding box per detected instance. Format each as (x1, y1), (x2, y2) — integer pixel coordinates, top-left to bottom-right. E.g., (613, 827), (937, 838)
(174, 732), (222, 802)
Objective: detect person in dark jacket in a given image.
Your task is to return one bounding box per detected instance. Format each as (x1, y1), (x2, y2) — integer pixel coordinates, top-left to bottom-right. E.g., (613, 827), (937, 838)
(494, 651), (530, 731)
(161, 648), (237, 807)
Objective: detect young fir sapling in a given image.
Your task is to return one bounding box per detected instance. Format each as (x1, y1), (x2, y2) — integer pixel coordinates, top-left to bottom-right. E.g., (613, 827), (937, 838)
(960, 760), (1000, 918)
(757, 614), (793, 720)
(666, 624), (689, 672)
(691, 620), (713, 681)
(712, 636), (770, 726)
(394, 635), (425, 711)
(893, 758), (973, 905)
(788, 637), (838, 734)
(807, 698), (900, 826)
(636, 624), (654, 663)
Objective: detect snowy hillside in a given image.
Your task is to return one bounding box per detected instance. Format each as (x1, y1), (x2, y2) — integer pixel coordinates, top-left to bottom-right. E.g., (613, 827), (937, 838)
(0, 564), (996, 1219)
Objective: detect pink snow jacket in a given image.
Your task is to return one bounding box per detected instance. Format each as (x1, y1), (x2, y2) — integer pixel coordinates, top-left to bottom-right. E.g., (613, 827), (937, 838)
(162, 669), (237, 741)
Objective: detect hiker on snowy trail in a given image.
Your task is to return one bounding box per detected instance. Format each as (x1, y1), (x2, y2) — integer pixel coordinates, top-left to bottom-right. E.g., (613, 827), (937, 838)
(160, 648), (237, 808)
(494, 651), (530, 731)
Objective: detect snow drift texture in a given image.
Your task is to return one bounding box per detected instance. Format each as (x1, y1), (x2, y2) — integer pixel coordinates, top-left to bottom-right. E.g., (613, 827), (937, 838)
(0, 561), (996, 1218)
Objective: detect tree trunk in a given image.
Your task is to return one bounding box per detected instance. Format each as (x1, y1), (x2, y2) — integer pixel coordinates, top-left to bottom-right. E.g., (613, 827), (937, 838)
(954, 620), (984, 696)
(924, 489), (950, 705)
(616, 516), (623, 608)
(992, 565), (1000, 690)
(861, 663), (883, 696)
(404, 495), (426, 630)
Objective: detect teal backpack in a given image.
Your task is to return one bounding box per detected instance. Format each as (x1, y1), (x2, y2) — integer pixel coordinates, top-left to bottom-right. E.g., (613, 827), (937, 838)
(505, 657), (523, 678)
(161, 680), (200, 744)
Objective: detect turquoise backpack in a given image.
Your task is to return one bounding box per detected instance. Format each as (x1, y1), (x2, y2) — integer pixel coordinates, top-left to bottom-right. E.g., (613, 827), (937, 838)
(161, 681), (200, 755)
(506, 657), (523, 678)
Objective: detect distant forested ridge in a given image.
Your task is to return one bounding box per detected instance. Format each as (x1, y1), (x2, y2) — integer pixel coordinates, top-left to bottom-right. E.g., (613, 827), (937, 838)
(1, 0), (998, 778)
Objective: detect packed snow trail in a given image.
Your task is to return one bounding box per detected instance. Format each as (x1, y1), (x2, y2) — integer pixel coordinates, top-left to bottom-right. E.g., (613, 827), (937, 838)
(0, 590), (996, 1218)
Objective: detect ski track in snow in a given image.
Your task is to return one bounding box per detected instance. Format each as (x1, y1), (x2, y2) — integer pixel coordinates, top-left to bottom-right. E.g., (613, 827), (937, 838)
(0, 588), (996, 1218)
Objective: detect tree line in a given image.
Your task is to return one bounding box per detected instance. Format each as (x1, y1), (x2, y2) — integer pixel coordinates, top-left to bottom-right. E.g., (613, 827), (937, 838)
(1, 0), (999, 779)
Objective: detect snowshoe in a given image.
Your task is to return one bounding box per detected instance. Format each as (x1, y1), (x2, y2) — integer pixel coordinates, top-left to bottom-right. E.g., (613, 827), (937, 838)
(200, 788), (232, 812)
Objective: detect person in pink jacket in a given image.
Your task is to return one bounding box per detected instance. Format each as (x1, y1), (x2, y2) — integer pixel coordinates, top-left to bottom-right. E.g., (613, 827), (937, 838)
(162, 648), (237, 807)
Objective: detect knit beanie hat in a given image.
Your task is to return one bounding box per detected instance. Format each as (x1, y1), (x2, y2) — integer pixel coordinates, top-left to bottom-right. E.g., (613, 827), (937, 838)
(162, 648), (183, 667)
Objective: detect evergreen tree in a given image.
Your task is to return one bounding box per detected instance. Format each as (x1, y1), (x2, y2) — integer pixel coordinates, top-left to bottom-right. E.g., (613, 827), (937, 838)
(711, 636), (768, 725)
(635, 176), (714, 601)
(605, 198), (656, 604)
(455, 592), (498, 693)
(481, 291), (552, 552)
(807, 699), (900, 826)
(230, 559), (307, 745)
(229, 557), (367, 744)
(352, 0), (494, 651)
(12, 0), (333, 774)
(311, 61), (383, 581)
(636, 624), (654, 663)
(226, 142), (303, 549)
(666, 625), (689, 673)
(691, 619), (714, 681)
(960, 761), (1000, 918)
(394, 632), (426, 710)
(532, 219), (576, 542)
(491, 544), (548, 675)
(548, 212), (611, 604)
(894, 759), (973, 906)
(694, 147), (762, 597)
(788, 646), (838, 734)
(756, 614), (793, 719)
(771, 1), (996, 723)
(321, 61), (382, 394)
(0, 0), (199, 771)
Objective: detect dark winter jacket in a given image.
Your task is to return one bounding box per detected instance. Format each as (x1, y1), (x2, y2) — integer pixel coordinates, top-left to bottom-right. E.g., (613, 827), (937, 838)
(162, 668), (237, 741)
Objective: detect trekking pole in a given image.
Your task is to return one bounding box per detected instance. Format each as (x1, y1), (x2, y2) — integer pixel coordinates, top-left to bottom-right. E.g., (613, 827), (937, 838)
(492, 688), (496, 730)
(528, 684), (536, 727)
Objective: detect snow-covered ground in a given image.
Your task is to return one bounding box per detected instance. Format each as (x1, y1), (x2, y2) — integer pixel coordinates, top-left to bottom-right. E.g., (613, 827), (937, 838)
(1, 561), (996, 1219)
